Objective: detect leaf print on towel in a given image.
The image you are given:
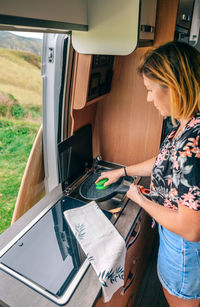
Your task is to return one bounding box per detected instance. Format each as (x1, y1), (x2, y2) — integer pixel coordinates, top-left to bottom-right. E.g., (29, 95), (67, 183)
(94, 203), (100, 210)
(98, 266), (124, 288)
(98, 270), (108, 287)
(75, 223), (86, 241)
(115, 266), (124, 281)
(86, 253), (94, 262)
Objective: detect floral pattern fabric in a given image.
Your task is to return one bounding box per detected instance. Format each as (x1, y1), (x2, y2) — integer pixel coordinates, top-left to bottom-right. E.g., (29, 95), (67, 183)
(150, 112), (200, 211)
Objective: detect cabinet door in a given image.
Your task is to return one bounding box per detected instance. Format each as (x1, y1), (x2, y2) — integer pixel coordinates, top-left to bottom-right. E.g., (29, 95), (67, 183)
(123, 210), (155, 306)
(95, 209), (155, 307)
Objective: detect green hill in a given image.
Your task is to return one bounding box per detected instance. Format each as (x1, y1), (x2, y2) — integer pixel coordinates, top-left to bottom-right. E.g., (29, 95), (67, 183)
(0, 47), (42, 233)
(0, 31), (42, 55)
(0, 48), (42, 112)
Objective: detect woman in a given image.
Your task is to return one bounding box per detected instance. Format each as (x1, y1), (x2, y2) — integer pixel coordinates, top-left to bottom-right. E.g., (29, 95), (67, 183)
(96, 41), (200, 307)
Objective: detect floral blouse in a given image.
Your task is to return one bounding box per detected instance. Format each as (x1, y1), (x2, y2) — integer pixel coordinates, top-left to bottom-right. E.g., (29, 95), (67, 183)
(150, 112), (200, 211)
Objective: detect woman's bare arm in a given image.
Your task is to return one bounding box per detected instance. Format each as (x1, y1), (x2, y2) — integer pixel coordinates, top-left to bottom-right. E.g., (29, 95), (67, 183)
(125, 157), (156, 177)
(96, 156), (156, 186)
(127, 185), (200, 242)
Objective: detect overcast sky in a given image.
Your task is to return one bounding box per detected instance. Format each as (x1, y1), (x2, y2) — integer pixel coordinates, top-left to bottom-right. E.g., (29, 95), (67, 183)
(10, 31), (43, 39)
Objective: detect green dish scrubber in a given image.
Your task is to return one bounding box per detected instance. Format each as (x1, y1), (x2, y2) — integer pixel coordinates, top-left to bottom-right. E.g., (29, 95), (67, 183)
(96, 178), (111, 190)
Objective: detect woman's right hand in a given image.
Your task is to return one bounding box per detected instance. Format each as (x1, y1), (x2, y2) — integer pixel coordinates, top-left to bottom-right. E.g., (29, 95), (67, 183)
(95, 168), (124, 187)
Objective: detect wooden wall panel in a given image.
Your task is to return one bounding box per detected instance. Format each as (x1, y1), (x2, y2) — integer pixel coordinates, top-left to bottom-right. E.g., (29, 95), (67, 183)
(72, 103), (97, 133)
(92, 0), (179, 165)
(12, 126), (45, 223)
(93, 50), (163, 165)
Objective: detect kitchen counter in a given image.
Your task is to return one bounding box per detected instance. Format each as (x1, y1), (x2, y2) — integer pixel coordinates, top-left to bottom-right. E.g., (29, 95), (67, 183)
(0, 177), (150, 307)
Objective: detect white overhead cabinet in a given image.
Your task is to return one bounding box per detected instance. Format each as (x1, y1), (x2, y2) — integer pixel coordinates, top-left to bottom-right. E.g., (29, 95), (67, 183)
(72, 0), (140, 55)
(0, 0), (158, 55)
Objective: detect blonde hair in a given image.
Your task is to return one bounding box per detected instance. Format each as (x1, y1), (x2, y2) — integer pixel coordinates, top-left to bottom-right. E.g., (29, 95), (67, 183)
(138, 41), (200, 124)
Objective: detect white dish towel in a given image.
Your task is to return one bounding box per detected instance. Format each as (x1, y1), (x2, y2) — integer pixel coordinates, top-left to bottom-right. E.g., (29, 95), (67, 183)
(64, 201), (126, 303)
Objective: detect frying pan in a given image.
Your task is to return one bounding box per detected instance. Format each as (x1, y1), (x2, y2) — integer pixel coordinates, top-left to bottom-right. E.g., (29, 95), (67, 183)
(79, 171), (150, 202)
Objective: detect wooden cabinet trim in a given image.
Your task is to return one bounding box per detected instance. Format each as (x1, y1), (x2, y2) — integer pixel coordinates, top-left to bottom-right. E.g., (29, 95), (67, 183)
(72, 53), (93, 110)
(72, 54), (113, 110)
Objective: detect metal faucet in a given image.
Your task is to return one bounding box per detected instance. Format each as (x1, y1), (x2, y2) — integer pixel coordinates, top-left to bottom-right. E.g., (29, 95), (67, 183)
(93, 155), (102, 173)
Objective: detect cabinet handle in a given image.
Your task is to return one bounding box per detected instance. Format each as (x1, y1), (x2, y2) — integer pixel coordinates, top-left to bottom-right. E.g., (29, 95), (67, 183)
(140, 25), (155, 33)
(126, 221), (141, 250)
(121, 259), (137, 295)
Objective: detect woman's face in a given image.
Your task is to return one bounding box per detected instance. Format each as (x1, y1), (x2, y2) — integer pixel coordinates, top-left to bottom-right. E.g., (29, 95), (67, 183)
(143, 75), (171, 117)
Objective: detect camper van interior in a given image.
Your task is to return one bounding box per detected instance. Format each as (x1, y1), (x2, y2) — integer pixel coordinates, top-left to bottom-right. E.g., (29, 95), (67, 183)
(0, 0), (200, 306)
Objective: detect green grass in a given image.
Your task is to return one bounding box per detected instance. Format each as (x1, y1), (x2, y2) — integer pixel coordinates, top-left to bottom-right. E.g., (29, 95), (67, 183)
(0, 47), (42, 234)
(0, 93), (42, 122)
(0, 118), (40, 234)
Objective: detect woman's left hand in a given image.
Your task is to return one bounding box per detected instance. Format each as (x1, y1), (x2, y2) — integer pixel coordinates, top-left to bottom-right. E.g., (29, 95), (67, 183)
(126, 183), (146, 205)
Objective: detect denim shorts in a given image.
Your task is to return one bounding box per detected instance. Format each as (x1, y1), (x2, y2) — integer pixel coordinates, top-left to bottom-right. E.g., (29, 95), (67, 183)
(157, 224), (200, 300)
